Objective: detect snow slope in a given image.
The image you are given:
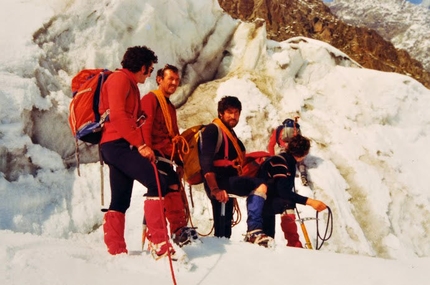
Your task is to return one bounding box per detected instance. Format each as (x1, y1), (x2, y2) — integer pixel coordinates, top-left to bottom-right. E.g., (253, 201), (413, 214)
(1, 0), (430, 284)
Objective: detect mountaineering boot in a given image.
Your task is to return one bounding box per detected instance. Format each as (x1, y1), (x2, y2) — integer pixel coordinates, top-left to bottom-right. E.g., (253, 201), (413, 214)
(164, 191), (198, 247)
(281, 212), (303, 248)
(103, 211), (128, 255)
(244, 229), (274, 248)
(144, 198), (175, 259)
(244, 194), (274, 248)
(148, 241), (176, 260)
(172, 226), (199, 247)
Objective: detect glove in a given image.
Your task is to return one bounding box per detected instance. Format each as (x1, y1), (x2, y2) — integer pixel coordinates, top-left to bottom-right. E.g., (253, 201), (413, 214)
(306, 198), (327, 212)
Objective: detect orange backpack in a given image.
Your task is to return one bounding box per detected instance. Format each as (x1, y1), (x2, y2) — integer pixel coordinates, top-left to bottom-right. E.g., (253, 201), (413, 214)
(68, 69), (112, 144)
(180, 124), (223, 185)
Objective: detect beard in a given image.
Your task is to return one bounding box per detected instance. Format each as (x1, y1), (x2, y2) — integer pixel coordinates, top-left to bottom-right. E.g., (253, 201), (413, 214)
(225, 118), (238, 128)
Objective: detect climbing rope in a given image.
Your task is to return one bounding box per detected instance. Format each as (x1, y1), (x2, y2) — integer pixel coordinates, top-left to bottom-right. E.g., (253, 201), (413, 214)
(315, 206), (333, 250)
(152, 161), (177, 285)
(231, 198), (242, 227)
(181, 182), (242, 237)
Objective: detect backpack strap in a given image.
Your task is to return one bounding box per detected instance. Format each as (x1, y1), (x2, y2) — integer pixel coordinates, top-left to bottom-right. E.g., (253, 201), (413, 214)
(214, 123), (223, 153)
(212, 129), (231, 167)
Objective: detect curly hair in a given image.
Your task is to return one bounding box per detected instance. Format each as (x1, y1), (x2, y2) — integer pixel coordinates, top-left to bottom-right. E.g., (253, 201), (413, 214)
(286, 134), (310, 158)
(121, 46), (158, 73)
(217, 96), (242, 114)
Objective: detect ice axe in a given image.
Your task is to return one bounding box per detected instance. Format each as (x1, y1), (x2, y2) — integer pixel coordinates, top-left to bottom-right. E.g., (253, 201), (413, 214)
(219, 194), (237, 237)
(142, 215), (147, 251)
(219, 202), (226, 237)
(295, 208), (314, 249)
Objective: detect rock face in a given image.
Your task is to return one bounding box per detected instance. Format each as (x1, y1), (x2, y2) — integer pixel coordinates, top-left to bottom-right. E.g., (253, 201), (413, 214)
(218, 0), (430, 89)
(327, 0), (430, 73)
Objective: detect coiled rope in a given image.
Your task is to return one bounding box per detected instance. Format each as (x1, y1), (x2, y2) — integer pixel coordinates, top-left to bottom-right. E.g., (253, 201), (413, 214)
(315, 206), (333, 250)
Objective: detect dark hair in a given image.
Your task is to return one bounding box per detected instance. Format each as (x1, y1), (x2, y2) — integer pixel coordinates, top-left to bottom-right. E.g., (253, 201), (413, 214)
(157, 64), (179, 79)
(286, 134), (310, 158)
(217, 96), (242, 114)
(121, 46), (158, 73)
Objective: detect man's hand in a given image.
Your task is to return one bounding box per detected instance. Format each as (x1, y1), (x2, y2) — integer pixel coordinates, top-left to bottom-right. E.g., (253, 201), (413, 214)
(138, 145), (155, 162)
(211, 188), (229, 203)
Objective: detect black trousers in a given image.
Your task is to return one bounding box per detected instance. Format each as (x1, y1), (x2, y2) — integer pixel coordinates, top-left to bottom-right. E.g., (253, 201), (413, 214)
(204, 175), (265, 238)
(100, 139), (167, 213)
(262, 196), (296, 238)
(154, 151), (180, 189)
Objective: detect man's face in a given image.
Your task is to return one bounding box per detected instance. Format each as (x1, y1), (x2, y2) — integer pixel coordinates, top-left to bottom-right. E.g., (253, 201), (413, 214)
(158, 69), (180, 96)
(137, 64), (154, 84)
(219, 107), (240, 128)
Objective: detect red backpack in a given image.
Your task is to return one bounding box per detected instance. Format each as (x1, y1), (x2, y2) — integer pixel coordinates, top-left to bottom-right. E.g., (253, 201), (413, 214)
(68, 69), (112, 144)
(240, 151), (271, 178)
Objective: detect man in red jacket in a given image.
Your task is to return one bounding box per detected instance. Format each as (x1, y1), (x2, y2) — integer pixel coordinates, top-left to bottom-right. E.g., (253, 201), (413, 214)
(99, 46), (175, 258)
(140, 64), (197, 247)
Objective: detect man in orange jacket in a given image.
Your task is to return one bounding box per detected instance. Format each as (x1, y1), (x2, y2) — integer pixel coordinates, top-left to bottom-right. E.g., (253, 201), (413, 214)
(99, 46), (175, 258)
(140, 64), (197, 247)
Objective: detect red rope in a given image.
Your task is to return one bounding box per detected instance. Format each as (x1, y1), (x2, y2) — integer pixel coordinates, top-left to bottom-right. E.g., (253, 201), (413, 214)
(151, 162), (177, 285)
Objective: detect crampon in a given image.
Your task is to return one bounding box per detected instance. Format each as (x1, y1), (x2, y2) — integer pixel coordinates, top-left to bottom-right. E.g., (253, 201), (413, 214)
(244, 229), (275, 248)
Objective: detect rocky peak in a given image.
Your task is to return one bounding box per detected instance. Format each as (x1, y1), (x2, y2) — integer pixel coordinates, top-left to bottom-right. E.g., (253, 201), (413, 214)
(218, 0), (430, 89)
(326, 0), (430, 73)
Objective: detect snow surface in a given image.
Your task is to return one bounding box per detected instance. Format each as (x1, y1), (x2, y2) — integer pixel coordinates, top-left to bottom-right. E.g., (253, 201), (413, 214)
(1, 0), (430, 284)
